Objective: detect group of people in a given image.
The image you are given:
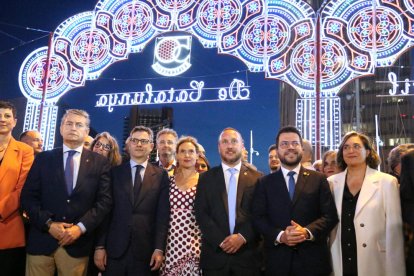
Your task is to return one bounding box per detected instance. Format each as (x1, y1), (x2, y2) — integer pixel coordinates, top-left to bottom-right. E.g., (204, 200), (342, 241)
(0, 99), (413, 276)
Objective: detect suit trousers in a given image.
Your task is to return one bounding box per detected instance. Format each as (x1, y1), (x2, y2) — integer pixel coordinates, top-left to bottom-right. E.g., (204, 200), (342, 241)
(203, 263), (260, 276)
(26, 247), (88, 276)
(105, 244), (152, 276)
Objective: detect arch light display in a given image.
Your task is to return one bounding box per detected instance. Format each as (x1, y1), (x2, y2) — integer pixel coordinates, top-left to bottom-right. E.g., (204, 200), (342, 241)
(19, 0), (414, 149)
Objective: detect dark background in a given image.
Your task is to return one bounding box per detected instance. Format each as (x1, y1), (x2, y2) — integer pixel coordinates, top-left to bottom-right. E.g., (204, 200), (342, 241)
(0, 0), (281, 172)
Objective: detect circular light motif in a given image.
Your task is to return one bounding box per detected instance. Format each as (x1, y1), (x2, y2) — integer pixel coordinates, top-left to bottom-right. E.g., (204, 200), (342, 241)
(19, 47), (69, 102)
(155, 0), (193, 12)
(242, 15), (290, 57)
(291, 39), (346, 83)
(197, 0), (242, 33)
(113, 2), (153, 40)
(71, 29), (109, 67)
(156, 39), (179, 63)
(348, 7), (402, 50)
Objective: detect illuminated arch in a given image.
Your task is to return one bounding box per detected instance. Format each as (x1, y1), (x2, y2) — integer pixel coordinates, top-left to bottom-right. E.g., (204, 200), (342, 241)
(19, 0), (414, 149)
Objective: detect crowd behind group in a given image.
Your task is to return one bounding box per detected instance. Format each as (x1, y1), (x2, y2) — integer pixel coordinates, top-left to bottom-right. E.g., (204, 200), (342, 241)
(0, 99), (414, 276)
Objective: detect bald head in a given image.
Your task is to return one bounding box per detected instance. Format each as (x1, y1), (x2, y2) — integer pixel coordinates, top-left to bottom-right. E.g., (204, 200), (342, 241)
(20, 130), (43, 155)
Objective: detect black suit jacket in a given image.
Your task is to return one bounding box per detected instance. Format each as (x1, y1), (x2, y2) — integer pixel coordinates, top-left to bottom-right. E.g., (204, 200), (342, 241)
(252, 167), (338, 275)
(194, 164), (262, 270)
(98, 162), (170, 262)
(21, 148), (112, 257)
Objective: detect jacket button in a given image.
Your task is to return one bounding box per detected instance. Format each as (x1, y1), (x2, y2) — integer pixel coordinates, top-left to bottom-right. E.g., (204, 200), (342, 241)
(62, 216), (66, 220)
(360, 223), (364, 227)
(67, 200), (70, 203)
(362, 243), (367, 247)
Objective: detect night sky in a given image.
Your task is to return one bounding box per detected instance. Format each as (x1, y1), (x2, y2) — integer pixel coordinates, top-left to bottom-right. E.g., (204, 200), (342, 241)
(0, 0), (281, 172)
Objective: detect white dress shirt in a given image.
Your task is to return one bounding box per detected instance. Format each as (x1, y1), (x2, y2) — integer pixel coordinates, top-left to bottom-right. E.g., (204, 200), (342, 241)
(221, 161), (242, 193)
(63, 144), (84, 190)
(130, 159), (148, 184)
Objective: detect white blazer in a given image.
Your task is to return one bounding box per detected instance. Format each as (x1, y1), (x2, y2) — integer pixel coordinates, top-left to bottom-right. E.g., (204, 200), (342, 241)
(328, 166), (405, 276)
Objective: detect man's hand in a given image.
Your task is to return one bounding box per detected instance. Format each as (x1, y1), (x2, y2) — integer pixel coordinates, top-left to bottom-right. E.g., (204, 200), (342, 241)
(280, 220), (307, 246)
(150, 250), (164, 271)
(59, 225), (82, 246)
(94, 248), (107, 271)
(220, 234), (245, 254)
(48, 222), (72, 240)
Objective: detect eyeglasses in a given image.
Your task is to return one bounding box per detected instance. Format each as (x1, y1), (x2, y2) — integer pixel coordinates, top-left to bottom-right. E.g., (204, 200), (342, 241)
(158, 140), (175, 146)
(94, 141), (112, 151)
(279, 141), (301, 149)
(343, 144), (363, 151)
(130, 138), (151, 145)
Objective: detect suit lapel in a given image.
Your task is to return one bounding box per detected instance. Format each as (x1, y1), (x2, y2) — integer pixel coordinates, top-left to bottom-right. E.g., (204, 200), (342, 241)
(53, 148), (67, 194)
(72, 150), (92, 194)
(217, 166), (229, 218)
(135, 163), (156, 207)
(355, 167), (379, 218)
(292, 167), (308, 206)
(119, 162), (134, 205)
(0, 138), (20, 184)
(331, 170), (347, 218)
(236, 165), (249, 213)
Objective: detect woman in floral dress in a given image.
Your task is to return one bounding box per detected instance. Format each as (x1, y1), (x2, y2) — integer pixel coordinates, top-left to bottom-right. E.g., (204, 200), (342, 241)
(161, 136), (202, 276)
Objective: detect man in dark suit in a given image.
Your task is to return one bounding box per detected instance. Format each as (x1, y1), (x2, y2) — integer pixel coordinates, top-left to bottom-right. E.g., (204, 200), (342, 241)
(195, 127), (262, 276)
(400, 150), (414, 274)
(94, 126), (170, 275)
(252, 126), (338, 276)
(21, 109), (112, 276)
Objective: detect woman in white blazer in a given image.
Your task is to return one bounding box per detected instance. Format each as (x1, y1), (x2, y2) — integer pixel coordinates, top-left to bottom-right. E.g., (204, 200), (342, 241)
(328, 131), (405, 276)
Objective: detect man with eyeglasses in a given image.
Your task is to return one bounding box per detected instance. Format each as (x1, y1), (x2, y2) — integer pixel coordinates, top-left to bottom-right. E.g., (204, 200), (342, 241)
(21, 109), (112, 276)
(155, 128), (178, 175)
(252, 126), (338, 276)
(94, 126), (170, 276)
(195, 127), (262, 276)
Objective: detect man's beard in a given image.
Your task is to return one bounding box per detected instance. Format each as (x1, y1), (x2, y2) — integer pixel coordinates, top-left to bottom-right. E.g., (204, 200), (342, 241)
(221, 151), (242, 165)
(279, 151), (302, 167)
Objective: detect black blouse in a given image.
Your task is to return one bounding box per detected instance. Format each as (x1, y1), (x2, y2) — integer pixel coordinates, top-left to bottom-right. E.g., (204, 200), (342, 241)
(341, 183), (360, 276)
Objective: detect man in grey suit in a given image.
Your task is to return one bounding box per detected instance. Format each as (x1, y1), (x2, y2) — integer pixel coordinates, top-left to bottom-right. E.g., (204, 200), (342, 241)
(195, 127), (262, 276)
(94, 126), (170, 276)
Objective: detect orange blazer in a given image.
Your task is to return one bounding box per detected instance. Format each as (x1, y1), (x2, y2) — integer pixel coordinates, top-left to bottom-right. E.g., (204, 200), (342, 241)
(0, 137), (34, 249)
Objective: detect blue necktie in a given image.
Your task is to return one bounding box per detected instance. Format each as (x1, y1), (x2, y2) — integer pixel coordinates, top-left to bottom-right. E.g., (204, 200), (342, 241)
(64, 150), (76, 195)
(134, 165), (143, 202)
(228, 168), (237, 234)
(287, 171), (296, 200)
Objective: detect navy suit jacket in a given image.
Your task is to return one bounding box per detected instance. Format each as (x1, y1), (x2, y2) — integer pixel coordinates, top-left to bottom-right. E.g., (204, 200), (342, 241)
(21, 148), (112, 257)
(252, 167), (338, 275)
(97, 162), (170, 262)
(194, 164), (262, 270)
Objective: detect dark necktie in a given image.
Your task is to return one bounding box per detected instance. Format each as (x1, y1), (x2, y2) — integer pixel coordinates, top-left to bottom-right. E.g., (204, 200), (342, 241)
(228, 168), (237, 234)
(134, 165), (143, 202)
(64, 150), (76, 195)
(287, 171), (296, 200)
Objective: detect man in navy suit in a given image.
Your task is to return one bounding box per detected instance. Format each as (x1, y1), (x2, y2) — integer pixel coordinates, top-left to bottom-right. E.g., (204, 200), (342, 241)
(195, 127), (262, 276)
(94, 126), (170, 276)
(252, 126), (338, 275)
(21, 109), (112, 276)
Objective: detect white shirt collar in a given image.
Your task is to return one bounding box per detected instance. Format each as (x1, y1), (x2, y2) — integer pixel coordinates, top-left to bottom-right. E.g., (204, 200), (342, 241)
(63, 144), (83, 154)
(280, 163), (301, 178)
(222, 161), (242, 173)
(130, 159), (148, 169)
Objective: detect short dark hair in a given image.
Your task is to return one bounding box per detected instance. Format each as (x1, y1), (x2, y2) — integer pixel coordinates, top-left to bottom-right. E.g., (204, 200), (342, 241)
(337, 131), (381, 170)
(0, 101), (17, 118)
(130, 126), (154, 141)
(268, 144), (277, 153)
(275, 126), (303, 148)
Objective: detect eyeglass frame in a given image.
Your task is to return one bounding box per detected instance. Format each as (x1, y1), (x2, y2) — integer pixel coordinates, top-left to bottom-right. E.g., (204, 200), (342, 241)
(130, 137), (151, 145)
(278, 141), (302, 149)
(94, 141), (112, 151)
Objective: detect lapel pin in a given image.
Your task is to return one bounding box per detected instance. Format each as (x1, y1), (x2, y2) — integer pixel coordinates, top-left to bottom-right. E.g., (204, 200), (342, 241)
(303, 172), (310, 176)
(244, 172), (247, 176)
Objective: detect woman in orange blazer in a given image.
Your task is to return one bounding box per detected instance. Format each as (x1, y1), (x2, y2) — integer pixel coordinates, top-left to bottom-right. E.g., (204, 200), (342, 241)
(0, 101), (34, 275)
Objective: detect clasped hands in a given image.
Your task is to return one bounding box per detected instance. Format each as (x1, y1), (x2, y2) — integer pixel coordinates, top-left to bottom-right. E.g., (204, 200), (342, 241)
(220, 234), (245, 254)
(48, 222), (82, 246)
(280, 220), (309, 247)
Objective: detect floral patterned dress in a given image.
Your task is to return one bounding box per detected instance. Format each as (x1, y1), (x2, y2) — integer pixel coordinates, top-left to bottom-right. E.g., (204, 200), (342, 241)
(160, 175), (202, 276)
